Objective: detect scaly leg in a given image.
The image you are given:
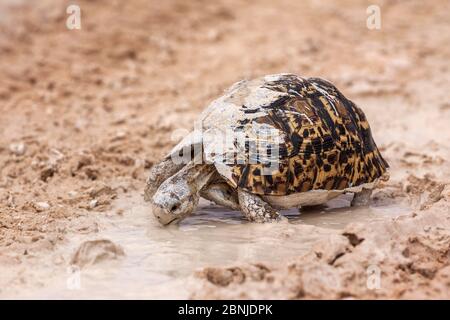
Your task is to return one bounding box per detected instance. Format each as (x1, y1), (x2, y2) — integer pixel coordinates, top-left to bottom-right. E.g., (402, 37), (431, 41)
(237, 188), (281, 223)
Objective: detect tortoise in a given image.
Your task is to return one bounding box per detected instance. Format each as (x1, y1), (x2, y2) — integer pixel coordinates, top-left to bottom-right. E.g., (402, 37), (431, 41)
(145, 73), (389, 225)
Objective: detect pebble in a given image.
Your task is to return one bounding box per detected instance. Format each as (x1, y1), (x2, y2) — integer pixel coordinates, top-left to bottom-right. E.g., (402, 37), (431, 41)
(89, 199), (98, 209)
(114, 130), (127, 139)
(68, 191), (78, 197)
(9, 142), (26, 156)
(34, 201), (50, 211)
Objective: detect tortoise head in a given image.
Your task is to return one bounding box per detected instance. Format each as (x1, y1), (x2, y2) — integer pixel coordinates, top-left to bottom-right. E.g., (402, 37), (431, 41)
(151, 163), (214, 225)
(152, 176), (199, 225)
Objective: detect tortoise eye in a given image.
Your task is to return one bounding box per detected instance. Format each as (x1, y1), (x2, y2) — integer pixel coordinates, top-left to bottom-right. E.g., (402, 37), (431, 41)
(170, 204), (179, 212)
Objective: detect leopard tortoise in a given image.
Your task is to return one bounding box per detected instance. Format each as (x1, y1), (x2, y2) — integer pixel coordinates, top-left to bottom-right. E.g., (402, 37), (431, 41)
(145, 73), (389, 225)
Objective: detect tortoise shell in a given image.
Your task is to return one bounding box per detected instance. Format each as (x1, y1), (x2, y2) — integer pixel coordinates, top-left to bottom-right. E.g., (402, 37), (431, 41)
(180, 74), (389, 196)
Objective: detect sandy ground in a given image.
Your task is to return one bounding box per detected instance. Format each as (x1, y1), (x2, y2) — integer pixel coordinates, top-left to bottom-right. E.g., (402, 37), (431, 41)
(0, 0), (449, 299)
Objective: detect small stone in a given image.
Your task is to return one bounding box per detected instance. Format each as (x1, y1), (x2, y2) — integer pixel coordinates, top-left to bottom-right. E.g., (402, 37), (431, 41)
(9, 142), (26, 156)
(89, 199), (98, 209)
(115, 130), (126, 139)
(68, 191), (78, 197)
(34, 201), (50, 211)
(40, 166), (56, 182)
(49, 148), (64, 163)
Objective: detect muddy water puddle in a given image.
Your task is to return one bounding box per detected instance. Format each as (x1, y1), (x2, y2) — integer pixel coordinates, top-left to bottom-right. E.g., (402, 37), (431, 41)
(31, 192), (410, 299)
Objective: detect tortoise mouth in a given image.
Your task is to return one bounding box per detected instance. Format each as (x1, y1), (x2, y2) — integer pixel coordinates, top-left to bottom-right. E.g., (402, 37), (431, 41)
(151, 204), (181, 225)
(157, 215), (179, 225)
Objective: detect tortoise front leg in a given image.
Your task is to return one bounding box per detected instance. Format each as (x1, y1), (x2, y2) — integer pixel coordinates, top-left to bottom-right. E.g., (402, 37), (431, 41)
(200, 182), (240, 211)
(237, 188), (281, 223)
(144, 157), (185, 202)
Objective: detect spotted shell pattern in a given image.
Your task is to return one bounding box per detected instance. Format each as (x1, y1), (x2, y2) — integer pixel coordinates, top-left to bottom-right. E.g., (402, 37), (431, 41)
(199, 74), (389, 196)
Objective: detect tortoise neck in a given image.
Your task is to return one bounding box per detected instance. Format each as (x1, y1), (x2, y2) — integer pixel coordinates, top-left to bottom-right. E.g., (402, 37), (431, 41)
(183, 163), (216, 193)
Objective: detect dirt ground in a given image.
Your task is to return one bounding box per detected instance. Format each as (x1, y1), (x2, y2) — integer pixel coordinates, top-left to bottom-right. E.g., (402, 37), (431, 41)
(0, 0), (449, 299)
